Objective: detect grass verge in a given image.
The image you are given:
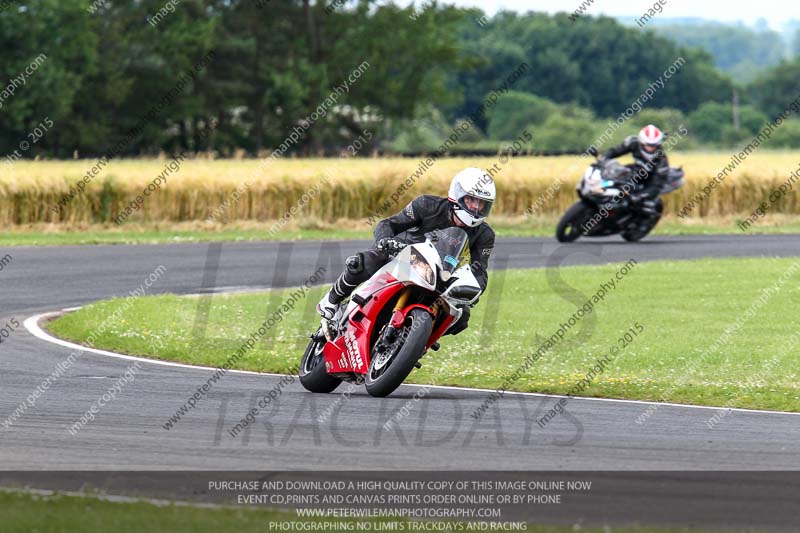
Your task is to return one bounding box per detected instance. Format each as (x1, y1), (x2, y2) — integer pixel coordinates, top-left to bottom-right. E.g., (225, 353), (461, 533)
(47, 258), (800, 411)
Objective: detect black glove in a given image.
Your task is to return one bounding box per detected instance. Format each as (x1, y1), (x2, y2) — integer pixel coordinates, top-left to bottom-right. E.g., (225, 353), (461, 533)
(376, 237), (406, 255)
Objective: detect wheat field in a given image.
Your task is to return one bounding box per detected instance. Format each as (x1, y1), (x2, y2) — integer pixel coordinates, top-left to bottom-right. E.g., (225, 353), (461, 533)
(1, 152), (798, 226)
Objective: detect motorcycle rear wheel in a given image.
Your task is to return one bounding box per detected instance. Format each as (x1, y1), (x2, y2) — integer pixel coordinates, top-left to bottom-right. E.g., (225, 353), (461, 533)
(299, 329), (342, 393)
(365, 309), (432, 398)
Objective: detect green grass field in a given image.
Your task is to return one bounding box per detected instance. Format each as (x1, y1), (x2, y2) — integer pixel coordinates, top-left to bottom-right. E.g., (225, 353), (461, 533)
(1, 490), (292, 533)
(47, 257), (800, 411)
(0, 490), (732, 533)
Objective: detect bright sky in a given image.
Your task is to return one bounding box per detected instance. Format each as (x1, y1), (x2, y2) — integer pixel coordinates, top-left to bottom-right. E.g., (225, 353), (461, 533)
(400, 0), (797, 31)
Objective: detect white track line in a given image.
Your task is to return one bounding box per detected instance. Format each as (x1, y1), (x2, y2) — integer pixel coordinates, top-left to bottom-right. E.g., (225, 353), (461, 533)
(24, 309), (800, 417)
(24, 311), (285, 378)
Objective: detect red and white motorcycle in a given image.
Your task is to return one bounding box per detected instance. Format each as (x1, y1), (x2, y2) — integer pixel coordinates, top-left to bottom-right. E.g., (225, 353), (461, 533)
(299, 227), (482, 397)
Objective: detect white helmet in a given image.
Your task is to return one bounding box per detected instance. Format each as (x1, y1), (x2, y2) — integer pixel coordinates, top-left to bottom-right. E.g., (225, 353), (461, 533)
(448, 167), (496, 227)
(637, 124), (665, 162)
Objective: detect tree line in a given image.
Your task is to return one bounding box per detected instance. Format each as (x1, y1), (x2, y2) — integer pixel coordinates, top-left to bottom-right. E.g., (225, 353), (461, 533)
(1, 1), (798, 159)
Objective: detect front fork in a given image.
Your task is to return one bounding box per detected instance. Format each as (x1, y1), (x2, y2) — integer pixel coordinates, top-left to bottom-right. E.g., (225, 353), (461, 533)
(381, 288), (411, 345)
(383, 288), (441, 345)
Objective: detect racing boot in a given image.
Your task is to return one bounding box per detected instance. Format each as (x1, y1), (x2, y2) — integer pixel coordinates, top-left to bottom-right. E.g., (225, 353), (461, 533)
(316, 288), (340, 321)
(317, 289), (340, 341)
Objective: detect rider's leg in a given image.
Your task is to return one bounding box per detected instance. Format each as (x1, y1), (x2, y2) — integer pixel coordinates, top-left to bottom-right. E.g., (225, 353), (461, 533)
(317, 249), (390, 318)
(630, 183), (661, 232)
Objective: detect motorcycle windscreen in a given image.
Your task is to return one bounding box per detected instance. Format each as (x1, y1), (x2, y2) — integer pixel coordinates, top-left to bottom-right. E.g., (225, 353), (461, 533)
(601, 160), (631, 181)
(427, 227), (469, 275)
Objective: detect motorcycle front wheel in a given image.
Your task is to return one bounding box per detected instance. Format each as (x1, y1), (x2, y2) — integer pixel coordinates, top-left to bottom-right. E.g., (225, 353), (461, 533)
(298, 328), (342, 393)
(556, 201), (593, 242)
(365, 308), (432, 398)
(621, 198), (663, 242)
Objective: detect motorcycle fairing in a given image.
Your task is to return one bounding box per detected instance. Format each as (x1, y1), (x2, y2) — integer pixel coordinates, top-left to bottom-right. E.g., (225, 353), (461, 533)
(322, 272), (404, 375)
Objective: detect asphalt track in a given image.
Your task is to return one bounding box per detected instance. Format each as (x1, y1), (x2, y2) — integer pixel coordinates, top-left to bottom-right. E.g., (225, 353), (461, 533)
(2, 235), (800, 529)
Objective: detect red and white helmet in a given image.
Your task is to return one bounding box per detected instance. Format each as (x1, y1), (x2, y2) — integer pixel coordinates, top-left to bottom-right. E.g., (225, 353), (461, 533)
(637, 125), (665, 161)
(448, 167), (496, 227)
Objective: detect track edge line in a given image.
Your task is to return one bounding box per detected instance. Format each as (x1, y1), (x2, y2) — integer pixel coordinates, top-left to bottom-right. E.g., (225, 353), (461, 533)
(24, 310), (800, 417)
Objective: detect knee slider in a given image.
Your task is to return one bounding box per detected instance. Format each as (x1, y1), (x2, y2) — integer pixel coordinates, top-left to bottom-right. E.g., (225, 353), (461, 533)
(345, 253), (364, 275)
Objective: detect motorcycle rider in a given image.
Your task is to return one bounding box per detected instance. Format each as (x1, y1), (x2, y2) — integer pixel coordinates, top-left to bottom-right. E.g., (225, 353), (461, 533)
(601, 124), (669, 211)
(317, 167), (496, 336)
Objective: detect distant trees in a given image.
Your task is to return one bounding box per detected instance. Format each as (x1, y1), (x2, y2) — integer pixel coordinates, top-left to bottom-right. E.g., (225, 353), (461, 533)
(449, 12), (732, 122)
(0, 1), (797, 158)
(653, 23), (786, 83)
(748, 58), (800, 117)
(793, 29), (800, 57)
(1, 0), (465, 158)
